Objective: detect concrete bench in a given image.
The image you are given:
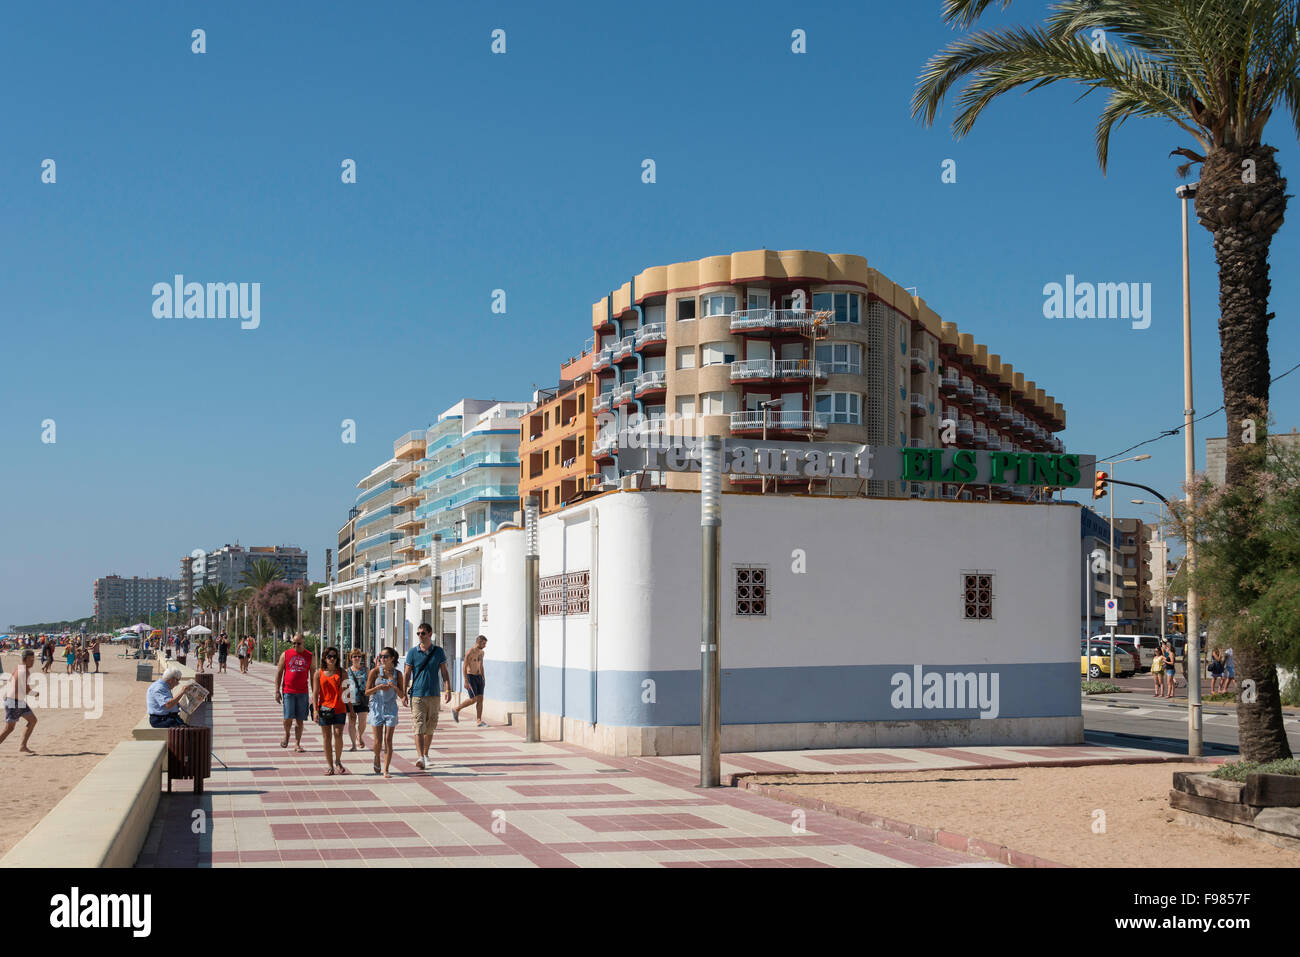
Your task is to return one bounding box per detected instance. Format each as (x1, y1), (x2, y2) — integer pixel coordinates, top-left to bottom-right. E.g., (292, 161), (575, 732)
(0, 740), (166, 868)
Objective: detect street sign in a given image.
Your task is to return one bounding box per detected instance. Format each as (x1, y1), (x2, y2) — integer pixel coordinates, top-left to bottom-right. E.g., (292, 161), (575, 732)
(1104, 598), (1118, 626)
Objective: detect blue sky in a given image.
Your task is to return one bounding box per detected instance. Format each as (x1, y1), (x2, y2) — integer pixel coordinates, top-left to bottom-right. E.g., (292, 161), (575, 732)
(2, 0), (1298, 626)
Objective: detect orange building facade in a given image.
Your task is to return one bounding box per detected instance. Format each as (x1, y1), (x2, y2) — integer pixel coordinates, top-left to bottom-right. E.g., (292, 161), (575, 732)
(519, 376), (597, 514)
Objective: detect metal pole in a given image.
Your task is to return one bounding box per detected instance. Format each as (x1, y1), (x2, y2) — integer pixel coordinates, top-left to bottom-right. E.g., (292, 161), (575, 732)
(1181, 184), (1203, 757)
(1109, 470), (1116, 679)
(431, 534), (443, 660)
(524, 498), (540, 743)
(363, 563), (371, 663)
(700, 435), (722, 787)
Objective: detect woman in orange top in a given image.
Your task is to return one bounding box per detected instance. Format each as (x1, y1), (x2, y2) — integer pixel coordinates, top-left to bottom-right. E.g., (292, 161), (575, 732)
(313, 646), (348, 775)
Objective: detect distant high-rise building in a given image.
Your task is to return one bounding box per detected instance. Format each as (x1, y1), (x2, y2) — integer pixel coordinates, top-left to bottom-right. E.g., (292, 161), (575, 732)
(1206, 429), (1300, 485)
(93, 575), (180, 626)
(180, 544), (309, 597)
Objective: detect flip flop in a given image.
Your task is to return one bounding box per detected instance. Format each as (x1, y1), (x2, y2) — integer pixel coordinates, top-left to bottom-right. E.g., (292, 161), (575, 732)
(294, 745), (305, 753)
(324, 766), (335, 776)
(336, 764), (349, 774)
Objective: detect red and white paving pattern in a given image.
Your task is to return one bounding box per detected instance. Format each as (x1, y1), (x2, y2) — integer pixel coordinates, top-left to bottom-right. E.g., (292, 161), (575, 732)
(136, 662), (1167, 868)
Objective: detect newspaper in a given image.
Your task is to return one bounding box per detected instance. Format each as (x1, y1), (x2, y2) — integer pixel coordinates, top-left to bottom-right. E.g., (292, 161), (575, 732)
(177, 682), (210, 719)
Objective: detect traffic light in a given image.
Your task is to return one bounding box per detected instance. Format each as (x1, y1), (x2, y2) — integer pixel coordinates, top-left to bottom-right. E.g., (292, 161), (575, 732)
(1093, 471), (1108, 500)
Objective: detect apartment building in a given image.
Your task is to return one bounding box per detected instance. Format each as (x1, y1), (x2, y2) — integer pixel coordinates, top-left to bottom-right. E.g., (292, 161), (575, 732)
(323, 398), (532, 651)
(583, 249), (1067, 500)
(180, 544), (308, 596)
(519, 377), (598, 515)
(1206, 429), (1300, 485)
(93, 575), (180, 625)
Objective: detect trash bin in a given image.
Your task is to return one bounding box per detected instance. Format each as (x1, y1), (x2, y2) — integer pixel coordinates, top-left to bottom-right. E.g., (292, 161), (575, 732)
(166, 726), (212, 794)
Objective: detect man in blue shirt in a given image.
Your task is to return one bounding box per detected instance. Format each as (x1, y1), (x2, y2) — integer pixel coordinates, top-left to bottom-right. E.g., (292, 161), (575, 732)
(403, 623), (451, 770)
(147, 667), (193, 728)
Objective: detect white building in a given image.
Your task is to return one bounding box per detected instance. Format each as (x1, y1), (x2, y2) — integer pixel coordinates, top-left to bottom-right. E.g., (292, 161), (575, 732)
(332, 487), (1084, 755)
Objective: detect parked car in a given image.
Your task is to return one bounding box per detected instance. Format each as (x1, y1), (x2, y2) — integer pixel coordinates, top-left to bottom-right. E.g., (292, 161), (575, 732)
(1081, 640), (1140, 678)
(1116, 635), (1162, 670)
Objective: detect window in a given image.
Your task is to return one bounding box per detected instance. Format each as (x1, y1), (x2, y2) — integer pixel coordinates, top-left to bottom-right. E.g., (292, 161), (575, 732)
(702, 294), (737, 317)
(701, 392), (735, 415)
(543, 450), (549, 469)
(676, 346), (696, 370)
(543, 489), (548, 507)
(676, 298), (696, 321)
(815, 392), (862, 424)
(578, 394), (585, 413)
(961, 572), (995, 620)
(735, 566), (767, 616)
(543, 411), (549, 429)
(812, 292), (860, 323)
(815, 342), (862, 375)
(676, 395), (696, 417)
(701, 342), (732, 366)
(578, 435), (585, 455)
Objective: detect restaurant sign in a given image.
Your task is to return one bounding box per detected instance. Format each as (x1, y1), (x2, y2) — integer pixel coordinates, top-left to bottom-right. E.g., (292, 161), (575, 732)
(619, 440), (1095, 489)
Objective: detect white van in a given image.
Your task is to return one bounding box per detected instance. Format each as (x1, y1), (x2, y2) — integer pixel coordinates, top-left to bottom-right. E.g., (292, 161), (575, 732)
(1118, 635), (1162, 671)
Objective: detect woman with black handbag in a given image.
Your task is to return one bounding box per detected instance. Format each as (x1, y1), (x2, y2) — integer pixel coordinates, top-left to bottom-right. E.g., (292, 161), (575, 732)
(313, 646), (349, 775)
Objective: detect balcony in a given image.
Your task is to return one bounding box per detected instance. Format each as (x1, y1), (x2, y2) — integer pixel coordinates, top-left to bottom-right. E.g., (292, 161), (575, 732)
(729, 410), (830, 435)
(422, 483), (519, 515)
(591, 348), (613, 374)
(985, 397), (1002, 417)
(909, 394), (928, 416)
(594, 432), (617, 459)
(957, 379), (974, 399)
(943, 406), (959, 423)
(635, 322), (667, 351)
(611, 383), (636, 408)
(907, 437), (926, 448)
(613, 336), (636, 363)
(422, 450), (520, 486)
(999, 405), (1015, 424)
(973, 424), (988, 445)
(1000, 437), (1015, 452)
(634, 370), (668, 397)
(355, 505), (400, 530)
(392, 486), (421, 509)
(728, 308), (819, 336)
(957, 419), (974, 440)
(394, 430), (427, 460)
(729, 358), (826, 383)
(594, 391), (613, 414)
(910, 348), (929, 373)
(940, 371), (960, 395)
(973, 385), (988, 408)
(355, 480), (398, 508)
(356, 530), (402, 553)
(393, 509), (424, 533)
(1011, 411), (1026, 431)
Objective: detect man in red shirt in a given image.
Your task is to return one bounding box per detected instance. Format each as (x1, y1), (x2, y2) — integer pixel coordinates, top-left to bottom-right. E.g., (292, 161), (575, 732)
(274, 634), (315, 752)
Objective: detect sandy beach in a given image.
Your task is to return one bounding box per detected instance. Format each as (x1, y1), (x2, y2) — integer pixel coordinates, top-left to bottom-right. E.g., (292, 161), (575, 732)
(0, 646), (151, 858)
(749, 763), (1300, 868)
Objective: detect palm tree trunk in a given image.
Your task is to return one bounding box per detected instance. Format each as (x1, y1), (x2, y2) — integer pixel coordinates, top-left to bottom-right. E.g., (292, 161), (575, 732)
(1197, 143), (1291, 763)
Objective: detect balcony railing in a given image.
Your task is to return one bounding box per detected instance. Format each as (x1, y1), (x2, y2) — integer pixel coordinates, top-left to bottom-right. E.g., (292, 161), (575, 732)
(594, 433), (617, 456)
(356, 505), (401, 530)
(973, 386), (988, 407)
(591, 348), (613, 373)
(356, 530), (402, 553)
(422, 484), (519, 515)
(728, 308), (819, 334)
(729, 358), (825, 382)
(392, 461), (418, 483)
(909, 394), (928, 415)
(957, 379), (974, 398)
(986, 397), (1002, 417)
(354, 480), (398, 507)
(999, 405), (1015, 423)
(635, 322), (667, 349)
(944, 406), (959, 423)
(394, 430), (426, 455)
(1011, 411), (1026, 430)
(973, 425), (988, 444)
(940, 371), (960, 393)
(422, 450), (520, 486)
(729, 410), (830, 433)
(907, 437), (926, 448)
(957, 419), (974, 438)
(593, 391), (613, 413)
(634, 370), (667, 395)
(611, 383), (635, 407)
(910, 348), (929, 372)
(613, 336), (636, 362)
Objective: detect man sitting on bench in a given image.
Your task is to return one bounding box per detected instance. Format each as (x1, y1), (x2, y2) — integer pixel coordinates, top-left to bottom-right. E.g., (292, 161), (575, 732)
(147, 667), (193, 728)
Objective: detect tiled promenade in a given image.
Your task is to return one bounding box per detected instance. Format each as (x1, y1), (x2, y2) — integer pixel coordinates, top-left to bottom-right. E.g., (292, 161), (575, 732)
(137, 662), (1168, 868)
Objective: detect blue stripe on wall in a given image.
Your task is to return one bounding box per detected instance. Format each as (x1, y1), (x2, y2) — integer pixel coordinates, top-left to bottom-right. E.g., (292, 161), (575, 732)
(483, 661), (1080, 727)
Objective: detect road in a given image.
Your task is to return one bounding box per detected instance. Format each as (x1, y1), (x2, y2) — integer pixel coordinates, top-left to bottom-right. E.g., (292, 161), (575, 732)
(1083, 682), (1300, 756)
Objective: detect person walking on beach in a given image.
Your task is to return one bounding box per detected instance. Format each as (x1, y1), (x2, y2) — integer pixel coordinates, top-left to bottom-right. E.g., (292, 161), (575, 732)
(345, 648), (369, 751)
(90, 637), (101, 674)
(0, 649), (39, 753)
(313, 647), (349, 775)
(403, 623), (451, 770)
(451, 635), (488, 726)
(194, 638), (206, 674)
(64, 642), (75, 675)
(366, 646), (404, 777)
(237, 635), (250, 673)
(40, 639), (53, 674)
(275, 634), (314, 752)
(217, 633), (229, 674)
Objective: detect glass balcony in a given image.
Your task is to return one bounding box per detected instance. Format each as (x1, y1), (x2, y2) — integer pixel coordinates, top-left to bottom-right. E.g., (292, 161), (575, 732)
(356, 530), (402, 553)
(355, 505), (401, 530)
(355, 480), (398, 507)
(394, 430), (427, 458)
(422, 450), (520, 486)
(422, 483), (519, 515)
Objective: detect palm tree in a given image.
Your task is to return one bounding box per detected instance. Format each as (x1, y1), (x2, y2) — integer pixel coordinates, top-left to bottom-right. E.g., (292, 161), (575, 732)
(240, 560), (285, 660)
(913, 0), (1298, 762)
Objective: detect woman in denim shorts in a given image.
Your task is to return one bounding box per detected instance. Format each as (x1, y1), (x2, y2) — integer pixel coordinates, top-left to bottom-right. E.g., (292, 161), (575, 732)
(366, 646), (405, 778)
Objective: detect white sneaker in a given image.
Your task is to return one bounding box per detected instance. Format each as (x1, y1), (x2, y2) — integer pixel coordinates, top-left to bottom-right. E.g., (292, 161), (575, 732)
(422, 754), (434, 769)
(415, 756), (426, 770)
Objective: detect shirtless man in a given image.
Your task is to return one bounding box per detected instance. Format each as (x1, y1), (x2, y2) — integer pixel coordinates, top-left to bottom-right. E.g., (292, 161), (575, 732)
(1, 649), (39, 753)
(451, 635), (488, 726)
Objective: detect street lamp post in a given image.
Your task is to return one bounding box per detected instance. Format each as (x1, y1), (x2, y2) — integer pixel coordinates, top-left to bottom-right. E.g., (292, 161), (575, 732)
(700, 435), (723, 787)
(524, 497), (540, 743)
(1099, 454), (1151, 677)
(1177, 181), (1203, 758)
